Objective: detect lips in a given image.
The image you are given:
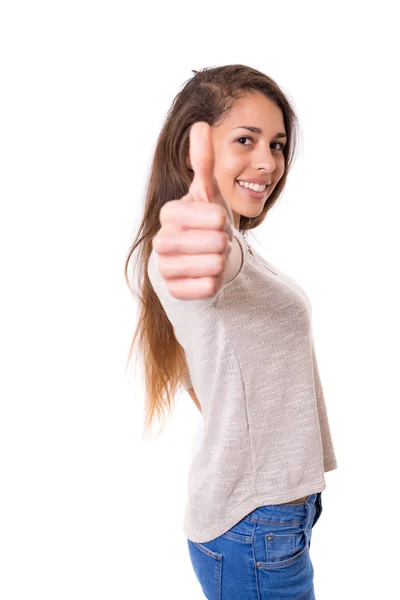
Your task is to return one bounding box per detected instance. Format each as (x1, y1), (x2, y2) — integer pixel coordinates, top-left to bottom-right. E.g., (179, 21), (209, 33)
(236, 180), (268, 199)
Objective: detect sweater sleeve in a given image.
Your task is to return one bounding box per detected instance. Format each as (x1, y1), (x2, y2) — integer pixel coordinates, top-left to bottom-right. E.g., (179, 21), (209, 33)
(147, 228), (247, 392)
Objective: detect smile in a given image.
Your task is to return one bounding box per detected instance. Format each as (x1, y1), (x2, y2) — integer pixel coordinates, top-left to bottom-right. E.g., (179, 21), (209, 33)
(237, 180), (267, 192)
(236, 180), (268, 199)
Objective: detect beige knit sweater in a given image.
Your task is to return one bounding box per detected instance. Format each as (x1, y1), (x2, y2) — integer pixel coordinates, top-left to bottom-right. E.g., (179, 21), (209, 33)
(147, 227), (338, 543)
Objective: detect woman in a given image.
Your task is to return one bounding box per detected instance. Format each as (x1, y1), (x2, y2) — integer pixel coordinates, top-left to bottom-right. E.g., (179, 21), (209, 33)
(124, 64), (337, 599)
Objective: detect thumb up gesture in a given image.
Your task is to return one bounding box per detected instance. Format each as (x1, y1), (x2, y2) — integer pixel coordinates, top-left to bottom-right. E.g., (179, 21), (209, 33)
(152, 122), (235, 300)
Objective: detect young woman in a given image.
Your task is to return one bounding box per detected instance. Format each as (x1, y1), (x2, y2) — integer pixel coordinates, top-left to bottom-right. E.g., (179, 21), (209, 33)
(124, 64), (337, 599)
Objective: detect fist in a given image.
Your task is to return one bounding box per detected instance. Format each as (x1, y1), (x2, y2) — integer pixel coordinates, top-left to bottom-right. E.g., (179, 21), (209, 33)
(152, 122), (234, 300)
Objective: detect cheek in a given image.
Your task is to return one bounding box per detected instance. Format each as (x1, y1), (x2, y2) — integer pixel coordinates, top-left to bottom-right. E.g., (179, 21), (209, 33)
(214, 155), (242, 188)
(275, 161), (285, 181)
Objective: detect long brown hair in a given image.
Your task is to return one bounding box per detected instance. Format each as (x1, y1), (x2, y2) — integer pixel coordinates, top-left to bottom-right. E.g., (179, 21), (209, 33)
(124, 64), (301, 438)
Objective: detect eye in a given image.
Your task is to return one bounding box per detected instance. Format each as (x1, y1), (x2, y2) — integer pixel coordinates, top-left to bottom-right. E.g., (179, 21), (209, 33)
(272, 141), (286, 151)
(236, 137), (286, 151)
(236, 136), (253, 145)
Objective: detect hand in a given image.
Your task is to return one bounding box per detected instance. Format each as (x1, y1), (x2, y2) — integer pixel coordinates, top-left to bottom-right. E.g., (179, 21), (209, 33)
(152, 121), (234, 300)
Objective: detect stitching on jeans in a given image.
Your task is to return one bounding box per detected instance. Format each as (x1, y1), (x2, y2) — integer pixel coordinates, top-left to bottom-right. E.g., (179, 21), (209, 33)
(251, 521), (261, 600)
(191, 541), (222, 561)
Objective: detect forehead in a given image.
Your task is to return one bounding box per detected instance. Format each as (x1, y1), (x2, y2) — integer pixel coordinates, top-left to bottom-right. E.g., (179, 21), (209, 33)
(219, 92), (285, 132)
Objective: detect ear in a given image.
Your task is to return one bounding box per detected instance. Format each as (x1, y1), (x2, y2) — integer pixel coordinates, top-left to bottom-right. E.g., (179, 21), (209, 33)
(185, 155), (192, 170)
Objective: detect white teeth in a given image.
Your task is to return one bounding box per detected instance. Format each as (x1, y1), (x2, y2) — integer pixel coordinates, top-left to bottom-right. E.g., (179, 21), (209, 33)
(238, 180), (267, 192)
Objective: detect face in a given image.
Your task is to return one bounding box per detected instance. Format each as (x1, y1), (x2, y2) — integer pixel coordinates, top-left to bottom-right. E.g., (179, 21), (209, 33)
(211, 92), (287, 229)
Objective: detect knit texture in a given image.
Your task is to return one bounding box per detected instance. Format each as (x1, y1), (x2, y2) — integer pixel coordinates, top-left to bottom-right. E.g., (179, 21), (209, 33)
(147, 228), (337, 543)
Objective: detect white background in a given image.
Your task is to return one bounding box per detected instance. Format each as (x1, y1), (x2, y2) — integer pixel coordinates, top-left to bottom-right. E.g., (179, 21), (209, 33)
(1, 1), (399, 598)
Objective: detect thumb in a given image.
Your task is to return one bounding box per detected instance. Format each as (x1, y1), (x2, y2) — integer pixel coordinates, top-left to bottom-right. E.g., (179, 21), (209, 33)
(188, 121), (216, 202)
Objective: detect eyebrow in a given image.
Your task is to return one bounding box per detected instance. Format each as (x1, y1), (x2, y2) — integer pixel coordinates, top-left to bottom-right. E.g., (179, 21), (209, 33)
(234, 126), (287, 138)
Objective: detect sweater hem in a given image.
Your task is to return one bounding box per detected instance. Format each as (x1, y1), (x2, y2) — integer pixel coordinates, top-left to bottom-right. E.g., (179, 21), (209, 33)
(184, 479), (327, 544)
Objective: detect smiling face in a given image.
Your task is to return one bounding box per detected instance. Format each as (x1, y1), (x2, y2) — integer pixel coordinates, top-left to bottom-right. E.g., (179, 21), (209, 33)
(210, 92), (287, 229)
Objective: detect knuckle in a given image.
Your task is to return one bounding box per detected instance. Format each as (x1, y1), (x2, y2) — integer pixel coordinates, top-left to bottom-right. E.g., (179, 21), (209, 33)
(208, 277), (218, 295)
(210, 253), (224, 274)
(217, 231), (229, 252)
(168, 285), (180, 299)
(159, 200), (176, 222)
(215, 205), (228, 228)
(158, 255), (170, 276)
(216, 253), (226, 273)
(159, 203), (168, 222)
(152, 233), (163, 252)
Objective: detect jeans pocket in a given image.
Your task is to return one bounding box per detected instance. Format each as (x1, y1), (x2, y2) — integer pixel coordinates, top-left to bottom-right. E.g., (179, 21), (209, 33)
(187, 539), (222, 600)
(258, 528), (308, 568)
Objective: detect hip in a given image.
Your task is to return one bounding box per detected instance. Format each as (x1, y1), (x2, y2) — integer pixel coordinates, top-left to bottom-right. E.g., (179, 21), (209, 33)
(187, 492), (323, 599)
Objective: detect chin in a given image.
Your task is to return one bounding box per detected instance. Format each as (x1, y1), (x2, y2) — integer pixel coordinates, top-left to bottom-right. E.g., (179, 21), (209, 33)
(239, 207), (264, 219)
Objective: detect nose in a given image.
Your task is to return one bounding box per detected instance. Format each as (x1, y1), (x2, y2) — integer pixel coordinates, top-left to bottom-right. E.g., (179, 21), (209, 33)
(253, 145), (276, 173)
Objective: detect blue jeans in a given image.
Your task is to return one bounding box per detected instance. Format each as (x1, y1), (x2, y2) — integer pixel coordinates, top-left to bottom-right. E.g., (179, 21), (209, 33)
(187, 492), (323, 599)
